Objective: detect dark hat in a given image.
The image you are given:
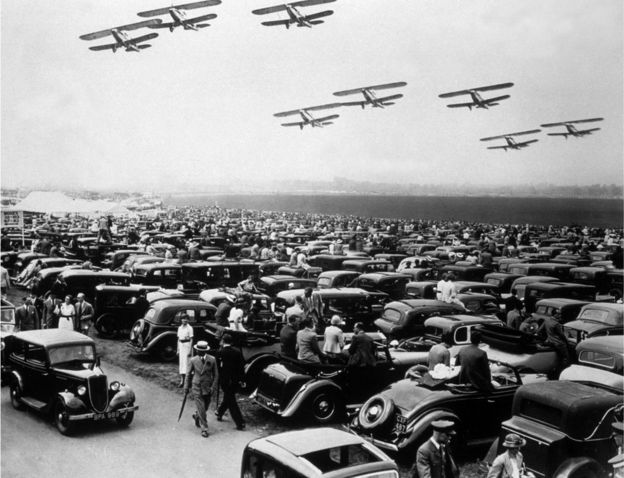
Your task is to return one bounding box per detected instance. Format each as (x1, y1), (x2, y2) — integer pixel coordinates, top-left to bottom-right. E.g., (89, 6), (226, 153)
(502, 433), (526, 448)
(431, 420), (456, 434)
(193, 341), (210, 352)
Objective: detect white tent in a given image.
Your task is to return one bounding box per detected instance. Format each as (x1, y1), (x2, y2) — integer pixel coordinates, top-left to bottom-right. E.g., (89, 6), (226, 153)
(11, 191), (78, 214)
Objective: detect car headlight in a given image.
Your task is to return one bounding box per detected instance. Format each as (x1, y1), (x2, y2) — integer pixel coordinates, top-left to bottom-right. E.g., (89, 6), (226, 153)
(110, 381), (120, 391)
(77, 385), (87, 396)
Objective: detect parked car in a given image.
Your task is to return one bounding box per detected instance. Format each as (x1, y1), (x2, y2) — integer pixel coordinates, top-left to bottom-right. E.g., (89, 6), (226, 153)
(507, 262), (574, 281)
(180, 262), (260, 293)
(308, 255), (355, 272)
(374, 300), (465, 339)
(30, 265), (84, 297)
(510, 275), (559, 301)
(523, 282), (596, 314)
(131, 262), (182, 289)
(5, 329), (138, 435)
(563, 302), (624, 346)
(531, 298), (591, 325)
(405, 281), (438, 300)
(349, 272), (411, 301)
(439, 265), (490, 282)
(342, 260), (395, 274)
(104, 249), (147, 271)
(93, 284), (161, 338)
(51, 269), (131, 303)
(559, 335), (624, 391)
(240, 428), (399, 478)
(258, 261), (289, 276)
(606, 269), (623, 300)
(374, 253), (408, 269)
(349, 361), (546, 454)
(128, 299), (217, 361)
(456, 292), (503, 318)
(317, 271), (361, 289)
(396, 256), (439, 272)
(568, 267), (611, 294)
(118, 254), (164, 273)
(484, 272), (523, 296)
(277, 265), (323, 279)
(453, 281), (501, 300)
(257, 275), (317, 298)
(493, 381), (621, 478)
(251, 342), (431, 423)
(399, 268), (436, 282)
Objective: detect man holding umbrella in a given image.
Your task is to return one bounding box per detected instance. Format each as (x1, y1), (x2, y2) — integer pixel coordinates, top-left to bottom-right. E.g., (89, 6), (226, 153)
(184, 341), (218, 438)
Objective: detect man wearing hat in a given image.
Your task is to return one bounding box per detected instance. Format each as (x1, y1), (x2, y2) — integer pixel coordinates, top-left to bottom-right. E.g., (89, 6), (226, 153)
(487, 433), (534, 478)
(215, 334), (246, 430)
(412, 419), (459, 478)
(184, 341), (218, 438)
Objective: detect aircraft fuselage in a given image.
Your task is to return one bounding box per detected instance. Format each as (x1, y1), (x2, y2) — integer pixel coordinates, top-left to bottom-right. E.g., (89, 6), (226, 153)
(170, 8), (199, 30)
(111, 29), (140, 52)
(286, 5), (313, 27)
(469, 90), (488, 109)
(362, 88), (384, 107)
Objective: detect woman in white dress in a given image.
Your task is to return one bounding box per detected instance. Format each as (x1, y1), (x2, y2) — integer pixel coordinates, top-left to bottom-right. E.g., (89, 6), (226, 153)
(57, 295), (76, 331)
(176, 314), (194, 387)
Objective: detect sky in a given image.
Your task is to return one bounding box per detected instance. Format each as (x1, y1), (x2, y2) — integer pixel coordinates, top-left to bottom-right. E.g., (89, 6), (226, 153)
(1, 0), (622, 192)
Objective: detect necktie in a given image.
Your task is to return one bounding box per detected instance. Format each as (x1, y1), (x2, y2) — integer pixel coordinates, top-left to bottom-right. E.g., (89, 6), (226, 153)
(440, 445), (447, 478)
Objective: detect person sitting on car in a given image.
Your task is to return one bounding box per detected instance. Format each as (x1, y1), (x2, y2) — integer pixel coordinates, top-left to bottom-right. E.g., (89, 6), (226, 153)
(428, 334), (452, 370)
(455, 330), (494, 394)
(296, 318), (324, 364)
(280, 314), (298, 359)
(323, 315), (345, 361)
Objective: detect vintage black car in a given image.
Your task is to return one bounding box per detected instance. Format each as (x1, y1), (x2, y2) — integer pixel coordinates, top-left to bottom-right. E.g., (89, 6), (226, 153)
(398, 268), (437, 283)
(317, 271), (361, 289)
(483, 272), (523, 296)
(1, 299), (16, 380)
(568, 266), (611, 294)
(277, 265), (323, 279)
(507, 262), (574, 281)
(131, 262), (182, 289)
(342, 260), (395, 274)
(104, 249), (146, 271)
(241, 428), (399, 478)
(493, 381), (621, 478)
(257, 275), (318, 298)
(180, 261), (260, 293)
(51, 269), (131, 303)
(563, 302), (624, 346)
(374, 300), (465, 339)
(252, 343), (431, 423)
(405, 281), (438, 300)
(30, 265), (84, 297)
(308, 255), (354, 272)
(349, 361), (546, 454)
(6, 329), (138, 435)
(523, 281), (596, 314)
(438, 265), (490, 282)
(350, 272), (411, 301)
(531, 298), (591, 325)
(510, 275), (559, 301)
(128, 299), (216, 361)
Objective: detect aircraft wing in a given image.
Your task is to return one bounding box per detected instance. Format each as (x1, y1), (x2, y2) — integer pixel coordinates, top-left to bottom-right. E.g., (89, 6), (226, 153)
(314, 114), (339, 123)
(486, 145), (510, 150)
(261, 19), (293, 26)
(483, 94), (510, 104)
(376, 93), (403, 103)
(301, 10), (334, 21)
(439, 82), (514, 98)
(274, 109), (301, 117)
(281, 121), (306, 127)
(340, 100), (367, 107)
(292, 0), (336, 7)
(580, 127), (601, 134)
(333, 82), (407, 96)
(541, 117), (604, 127)
(128, 32), (159, 44)
(80, 19), (162, 39)
(138, 1), (221, 16)
(89, 43), (117, 51)
(446, 101), (476, 108)
(305, 103), (342, 112)
(515, 139), (538, 147)
(509, 129), (541, 137)
(185, 13), (218, 23)
(546, 132), (569, 136)
(253, 4), (289, 15)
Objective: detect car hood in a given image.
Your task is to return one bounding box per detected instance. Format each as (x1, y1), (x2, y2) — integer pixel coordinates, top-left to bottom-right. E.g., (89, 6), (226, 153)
(379, 379), (449, 413)
(564, 320), (606, 334)
(52, 367), (99, 379)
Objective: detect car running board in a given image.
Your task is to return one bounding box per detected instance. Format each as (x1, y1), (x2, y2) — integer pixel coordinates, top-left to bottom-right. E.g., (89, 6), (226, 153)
(21, 396), (47, 411)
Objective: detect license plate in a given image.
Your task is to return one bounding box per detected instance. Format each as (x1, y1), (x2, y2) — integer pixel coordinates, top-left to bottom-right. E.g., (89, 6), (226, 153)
(394, 416), (407, 434)
(93, 411), (119, 420)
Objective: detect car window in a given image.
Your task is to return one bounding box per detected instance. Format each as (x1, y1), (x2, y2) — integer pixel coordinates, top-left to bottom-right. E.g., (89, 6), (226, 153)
(579, 308), (620, 325)
(174, 309), (196, 324)
(454, 327), (468, 344)
(578, 350), (615, 370)
(381, 308), (402, 324)
(49, 344), (95, 366)
(317, 277), (331, 288)
(302, 444), (384, 473)
(242, 453), (296, 478)
(26, 344), (46, 364)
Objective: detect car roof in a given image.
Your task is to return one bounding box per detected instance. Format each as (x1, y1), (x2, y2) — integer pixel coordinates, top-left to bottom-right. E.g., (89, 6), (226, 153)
(535, 298), (591, 307)
(318, 270), (360, 278)
(576, 336), (624, 356)
(150, 299), (216, 310)
(526, 282), (595, 291)
(579, 302), (624, 313)
(134, 262), (181, 270)
(357, 272), (410, 280)
(13, 329), (94, 347)
(263, 428), (366, 456)
(58, 270), (130, 279)
(425, 314), (500, 328)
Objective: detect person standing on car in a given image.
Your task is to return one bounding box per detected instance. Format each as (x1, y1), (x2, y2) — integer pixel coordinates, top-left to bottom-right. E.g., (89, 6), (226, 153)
(436, 274), (448, 301)
(302, 287), (323, 328)
(455, 330), (494, 394)
(215, 334), (246, 430)
(487, 433), (534, 478)
(177, 314), (194, 388)
(411, 419), (459, 478)
(184, 341), (217, 438)
(75, 293), (94, 335)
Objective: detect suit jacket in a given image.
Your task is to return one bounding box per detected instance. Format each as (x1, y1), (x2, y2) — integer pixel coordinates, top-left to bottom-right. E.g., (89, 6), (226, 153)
(280, 324), (298, 358)
(16, 304), (39, 331)
(456, 344), (494, 393)
(42, 297), (56, 328)
(185, 354), (218, 395)
(413, 439), (459, 478)
(347, 332), (376, 367)
(217, 345), (245, 389)
(487, 451), (525, 478)
(76, 301), (94, 329)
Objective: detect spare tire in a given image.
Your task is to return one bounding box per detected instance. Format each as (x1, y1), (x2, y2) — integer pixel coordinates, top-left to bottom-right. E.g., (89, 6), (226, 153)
(359, 394), (395, 431)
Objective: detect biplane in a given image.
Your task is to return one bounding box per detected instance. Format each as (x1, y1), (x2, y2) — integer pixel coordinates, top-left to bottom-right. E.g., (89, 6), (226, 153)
(540, 118), (604, 139)
(438, 82), (514, 110)
(480, 129), (541, 151)
(252, 0), (335, 28)
(274, 103), (341, 129)
(79, 19), (162, 52)
(333, 82), (407, 109)
(137, 0), (220, 32)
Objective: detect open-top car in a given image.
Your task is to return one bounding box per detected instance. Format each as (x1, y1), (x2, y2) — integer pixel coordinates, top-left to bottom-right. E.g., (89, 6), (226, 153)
(349, 361), (546, 454)
(251, 342), (429, 424)
(6, 329), (138, 435)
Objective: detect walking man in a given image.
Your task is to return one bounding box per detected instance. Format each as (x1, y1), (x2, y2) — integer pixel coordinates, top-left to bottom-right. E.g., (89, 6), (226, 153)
(412, 419), (459, 478)
(184, 341), (218, 438)
(215, 334), (246, 430)
(75, 293), (94, 335)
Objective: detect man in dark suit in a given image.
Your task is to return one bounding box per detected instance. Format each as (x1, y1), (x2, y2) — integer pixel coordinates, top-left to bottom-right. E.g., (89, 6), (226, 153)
(42, 293), (57, 329)
(75, 293), (94, 335)
(347, 322), (376, 395)
(455, 330), (494, 394)
(280, 314), (298, 358)
(215, 334), (246, 430)
(16, 297), (39, 331)
(184, 341), (218, 437)
(412, 420), (459, 478)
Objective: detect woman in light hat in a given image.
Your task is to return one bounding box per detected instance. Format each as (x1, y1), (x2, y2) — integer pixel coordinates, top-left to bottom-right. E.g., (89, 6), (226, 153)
(487, 433), (534, 478)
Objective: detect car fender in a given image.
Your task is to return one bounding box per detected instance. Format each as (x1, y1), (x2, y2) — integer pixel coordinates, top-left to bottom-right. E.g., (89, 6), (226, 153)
(398, 410), (459, 450)
(553, 457), (607, 478)
(108, 385), (136, 410)
(143, 331), (177, 352)
(57, 392), (88, 413)
(282, 379), (342, 418)
(10, 370), (23, 390)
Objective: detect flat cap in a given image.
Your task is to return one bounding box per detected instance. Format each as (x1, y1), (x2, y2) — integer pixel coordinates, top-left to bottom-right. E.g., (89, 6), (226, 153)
(431, 420), (456, 433)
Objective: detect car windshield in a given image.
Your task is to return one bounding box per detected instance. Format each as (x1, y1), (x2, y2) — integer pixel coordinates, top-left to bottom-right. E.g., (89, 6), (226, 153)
(49, 344), (96, 366)
(381, 308), (402, 324)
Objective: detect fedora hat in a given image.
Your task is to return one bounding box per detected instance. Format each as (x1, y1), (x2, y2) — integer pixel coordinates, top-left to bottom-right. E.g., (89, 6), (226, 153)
(502, 433), (526, 448)
(193, 341), (210, 353)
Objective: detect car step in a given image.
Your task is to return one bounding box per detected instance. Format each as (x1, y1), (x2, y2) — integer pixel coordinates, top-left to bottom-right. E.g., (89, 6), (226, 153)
(21, 397), (47, 410)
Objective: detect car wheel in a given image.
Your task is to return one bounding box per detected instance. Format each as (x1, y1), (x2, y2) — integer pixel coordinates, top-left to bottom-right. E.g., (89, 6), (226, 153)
(116, 403), (135, 428)
(54, 400), (75, 436)
(96, 314), (119, 339)
(158, 342), (177, 362)
(610, 288), (622, 301)
(309, 391), (343, 424)
(10, 382), (24, 410)
(358, 395), (395, 431)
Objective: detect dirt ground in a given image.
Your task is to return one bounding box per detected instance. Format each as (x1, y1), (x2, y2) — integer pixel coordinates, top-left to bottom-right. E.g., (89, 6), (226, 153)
(5, 287), (488, 477)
